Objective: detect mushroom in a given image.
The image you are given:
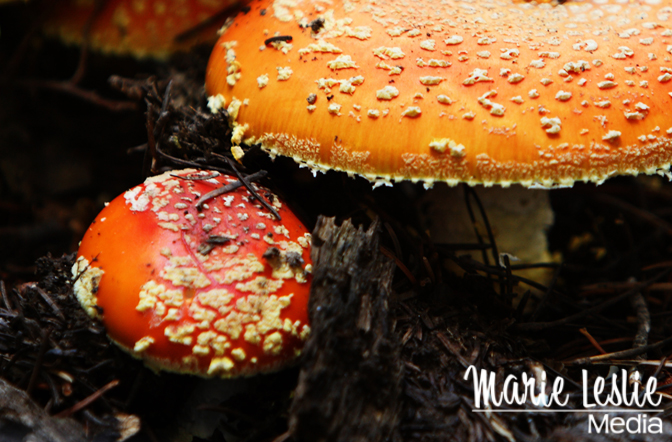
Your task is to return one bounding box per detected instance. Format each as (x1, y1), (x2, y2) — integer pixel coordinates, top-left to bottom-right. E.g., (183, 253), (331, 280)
(43, 0), (243, 59)
(204, 0), (672, 279)
(72, 169), (312, 377)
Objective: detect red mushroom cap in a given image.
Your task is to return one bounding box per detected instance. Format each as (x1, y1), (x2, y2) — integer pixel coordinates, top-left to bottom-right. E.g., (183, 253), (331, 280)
(205, 0), (672, 187)
(43, 0), (244, 59)
(72, 169), (312, 377)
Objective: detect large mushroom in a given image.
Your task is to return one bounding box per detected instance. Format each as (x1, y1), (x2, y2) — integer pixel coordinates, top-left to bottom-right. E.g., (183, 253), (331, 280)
(72, 169), (312, 377)
(43, 0), (245, 59)
(204, 0), (672, 275)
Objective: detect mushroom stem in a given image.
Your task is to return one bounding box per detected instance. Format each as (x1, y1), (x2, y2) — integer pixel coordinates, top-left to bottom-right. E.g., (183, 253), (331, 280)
(421, 184), (555, 291)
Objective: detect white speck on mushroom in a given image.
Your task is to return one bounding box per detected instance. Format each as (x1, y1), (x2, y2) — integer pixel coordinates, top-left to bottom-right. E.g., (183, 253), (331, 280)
(376, 61), (402, 75)
(510, 96), (524, 104)
(339, 81), (356, 94)
(344, 26), (372, 40)
(478, 90), (505, 116)
(635, 102), (650, 112)
(306, 105), (316, 112)
(500, 48), (519, 60)
(578, 78), (587, 86)
(528, 89), (540, 99)
(477, 51), (491, 58)
(594, 100), (611, 108)
(419, 76), (444, 85)
(618, 28), (640, 38)
(420, 40), (436, 51)
(529, 59), (545, 69)
(257, 74), (269, 89)
(437, 95), (453, 105)
(658, 73), (672, 83)
(327, 55), (358, 70)
(462, 111), (475, 120)
(602, 130), (621, 142)
(270, 40), (293, 54)
(428, 59), (451, 67)
(540, 116), (562, 134)
(444, 35), (463, 45)
(593, 59), (603, 67)
(315, 78), (340, 94)
(376, 86), (400, 100)
(298, 40), (342, 55)
(508, 73), (524, 84)
(328, 103), (342, 116)
(597, 81), (617, 89)
(386, 27), (407, 37)
(373, 47), (405, 59)
(367, 109), (380, 118)
(575, 39), (598, 52)
(539, 51), (561, 59)
(555, 91), (572, 101)
(564, 60), (591, 74)
(429, 138), (465, 157)
(463, 68), (492, 85)
(540, 78), (553, 86)
(640, 80), (649, 88)
(207, 94), (226, 114)
(276, 67), (293, 80)
(401, 107), (422, 118)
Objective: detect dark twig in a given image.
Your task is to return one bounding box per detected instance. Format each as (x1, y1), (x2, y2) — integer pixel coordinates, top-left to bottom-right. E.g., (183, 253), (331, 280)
(463, 186), (505, 296)
(380, 246), (417, 286)
(629, 279), (651, 360)
(265, 35), (293, 45)
(1, 280), (12, 311)
(593, 193), (672, 237)
(26, 284), (65, 322)
(515, 270), (669, 332)
(579, 328), (607, 354)
(462, 186), (498, 268)
(173, 172), (221, 181)
(17, 79), (138, 112)
(569, 334), (672, 365)
(54, 379), (120, 418)
(194, 170), (267, 209)
(144, 81), (173, 176)
(220, 155), (281, 220)
(26, 329), (51, 398)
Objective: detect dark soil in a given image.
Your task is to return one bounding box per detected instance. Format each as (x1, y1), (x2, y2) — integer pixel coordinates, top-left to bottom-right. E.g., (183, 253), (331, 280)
(2, 3), (672, 442)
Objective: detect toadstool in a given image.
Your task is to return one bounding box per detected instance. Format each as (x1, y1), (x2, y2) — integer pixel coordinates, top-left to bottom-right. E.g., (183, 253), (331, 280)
(43, 0), (245, 60)
(206, 0), (672, 185)
(204, 0), (672, 278)
(72, 169), (312, 377)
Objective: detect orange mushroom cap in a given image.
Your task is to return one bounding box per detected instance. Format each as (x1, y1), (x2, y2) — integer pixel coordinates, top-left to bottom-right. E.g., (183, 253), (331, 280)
(206, 0), (672, 188)
(43, 0), (244, 59)
(72, 169), (312, 377)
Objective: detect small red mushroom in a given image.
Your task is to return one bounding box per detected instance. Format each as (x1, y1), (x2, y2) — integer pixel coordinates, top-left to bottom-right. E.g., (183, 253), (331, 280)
(43, 0), (245, 60)
(72, 169), (312, 377)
